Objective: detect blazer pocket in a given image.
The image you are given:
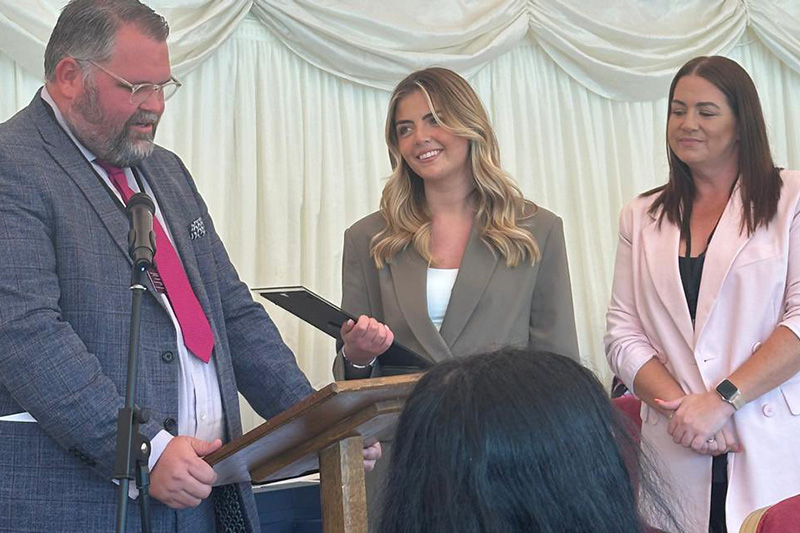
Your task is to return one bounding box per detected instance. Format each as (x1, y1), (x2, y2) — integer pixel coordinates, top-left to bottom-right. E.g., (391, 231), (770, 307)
(733, 241), (781, 269)
(780, 378), (800, 415)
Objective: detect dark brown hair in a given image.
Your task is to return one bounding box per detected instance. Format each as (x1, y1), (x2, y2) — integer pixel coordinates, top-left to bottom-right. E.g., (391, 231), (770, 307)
(45, 0), (169, 82)
(647, 56), (781, 234)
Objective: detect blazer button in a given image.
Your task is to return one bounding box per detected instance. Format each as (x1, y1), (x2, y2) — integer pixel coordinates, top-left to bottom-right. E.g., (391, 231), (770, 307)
(161, 351), (175, 363)
(762, 403), (775, 417)
(163, 417), (177, 433)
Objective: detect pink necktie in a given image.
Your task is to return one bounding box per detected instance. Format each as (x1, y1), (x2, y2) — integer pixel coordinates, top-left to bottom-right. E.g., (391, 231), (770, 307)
(97, 160), (214, 363)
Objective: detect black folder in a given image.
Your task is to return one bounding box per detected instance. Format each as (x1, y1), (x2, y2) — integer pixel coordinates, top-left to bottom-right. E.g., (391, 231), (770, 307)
(254, 286), (432, 371)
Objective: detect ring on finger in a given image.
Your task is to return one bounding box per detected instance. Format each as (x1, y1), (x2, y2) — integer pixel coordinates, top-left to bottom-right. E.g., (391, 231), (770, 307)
(706, 438), (716, 444)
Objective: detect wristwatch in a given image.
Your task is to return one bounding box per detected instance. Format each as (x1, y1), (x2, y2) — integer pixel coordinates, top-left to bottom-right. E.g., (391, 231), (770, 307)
(715, 379), (746, 410)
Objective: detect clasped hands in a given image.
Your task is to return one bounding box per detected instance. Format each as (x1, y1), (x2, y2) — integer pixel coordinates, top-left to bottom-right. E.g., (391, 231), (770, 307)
(654, 393), (741, 456)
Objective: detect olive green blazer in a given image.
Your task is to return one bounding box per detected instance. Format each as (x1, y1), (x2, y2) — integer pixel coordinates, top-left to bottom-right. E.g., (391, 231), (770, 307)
(333, 205), (579, 379)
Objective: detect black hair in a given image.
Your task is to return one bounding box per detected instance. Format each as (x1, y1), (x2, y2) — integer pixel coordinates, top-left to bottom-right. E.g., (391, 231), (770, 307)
(379, 349), (683, 533)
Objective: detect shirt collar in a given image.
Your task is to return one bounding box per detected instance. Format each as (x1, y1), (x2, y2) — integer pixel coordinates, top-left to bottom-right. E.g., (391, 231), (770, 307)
(40, 85), (99, 163)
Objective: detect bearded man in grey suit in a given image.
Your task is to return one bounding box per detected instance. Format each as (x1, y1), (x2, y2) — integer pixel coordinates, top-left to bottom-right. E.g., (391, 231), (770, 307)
(0, 1), (370, 531)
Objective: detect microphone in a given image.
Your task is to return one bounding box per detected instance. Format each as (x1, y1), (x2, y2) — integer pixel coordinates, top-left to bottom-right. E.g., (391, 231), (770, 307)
(126, 193), (156, 269)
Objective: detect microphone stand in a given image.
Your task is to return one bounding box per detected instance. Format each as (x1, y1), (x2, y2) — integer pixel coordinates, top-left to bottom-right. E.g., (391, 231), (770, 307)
(115, 193), (157, 533)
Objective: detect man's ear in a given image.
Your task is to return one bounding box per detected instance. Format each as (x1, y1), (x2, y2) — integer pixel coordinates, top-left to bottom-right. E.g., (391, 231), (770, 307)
(52, 57), (86, 101)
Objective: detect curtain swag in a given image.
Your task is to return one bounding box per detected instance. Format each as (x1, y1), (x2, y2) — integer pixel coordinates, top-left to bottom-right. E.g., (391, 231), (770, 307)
(1, 0), (799, 100)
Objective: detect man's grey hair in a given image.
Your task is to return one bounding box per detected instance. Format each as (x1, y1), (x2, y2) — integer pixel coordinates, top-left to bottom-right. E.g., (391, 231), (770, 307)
(44, 0), (169, 82)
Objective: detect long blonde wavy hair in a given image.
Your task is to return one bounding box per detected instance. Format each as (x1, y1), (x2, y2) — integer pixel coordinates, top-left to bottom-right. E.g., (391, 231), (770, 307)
(371, 67), (540, 269)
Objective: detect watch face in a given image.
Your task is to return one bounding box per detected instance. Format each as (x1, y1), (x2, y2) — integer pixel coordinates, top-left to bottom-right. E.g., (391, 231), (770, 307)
(716, 380), (738, 399)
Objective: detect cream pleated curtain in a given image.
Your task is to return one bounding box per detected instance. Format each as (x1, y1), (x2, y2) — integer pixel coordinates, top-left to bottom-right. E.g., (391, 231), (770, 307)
(2, 1), (800, 432)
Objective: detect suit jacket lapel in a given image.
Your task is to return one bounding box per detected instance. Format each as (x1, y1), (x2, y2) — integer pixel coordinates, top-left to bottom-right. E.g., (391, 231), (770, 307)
(694, 185), (751, 342)
(33, 95), (167, 304)
(439, 226), (498, 348)
(389, 247), (452, 362)
(641, 207), (695, 350)
(137, 159), (214, 324)
(33, 95), (133, 268)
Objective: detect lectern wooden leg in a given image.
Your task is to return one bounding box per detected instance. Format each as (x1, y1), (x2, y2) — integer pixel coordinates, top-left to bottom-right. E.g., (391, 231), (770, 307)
(319, 435), (367, 533)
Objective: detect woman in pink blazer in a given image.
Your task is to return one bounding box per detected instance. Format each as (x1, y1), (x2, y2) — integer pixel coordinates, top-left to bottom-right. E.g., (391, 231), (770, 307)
(606, 56), (800, 533)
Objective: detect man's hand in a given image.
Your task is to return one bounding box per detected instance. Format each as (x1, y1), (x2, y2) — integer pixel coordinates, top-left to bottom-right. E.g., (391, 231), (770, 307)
(362, 441), (382, 472)
(150, 436), (222, 509)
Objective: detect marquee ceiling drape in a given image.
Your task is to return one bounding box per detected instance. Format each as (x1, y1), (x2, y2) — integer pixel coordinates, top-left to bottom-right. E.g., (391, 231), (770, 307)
(2, 1), (799, 99)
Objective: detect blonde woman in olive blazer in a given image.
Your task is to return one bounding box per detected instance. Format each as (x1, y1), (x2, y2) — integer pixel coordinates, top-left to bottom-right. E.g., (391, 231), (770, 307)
(332, 206), (579, 379)
(332, 65), (580, 532)
(333, 67), (579, 381)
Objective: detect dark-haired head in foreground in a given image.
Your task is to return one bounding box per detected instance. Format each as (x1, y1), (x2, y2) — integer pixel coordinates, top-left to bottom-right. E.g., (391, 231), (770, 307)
(379, 349), (682, 533)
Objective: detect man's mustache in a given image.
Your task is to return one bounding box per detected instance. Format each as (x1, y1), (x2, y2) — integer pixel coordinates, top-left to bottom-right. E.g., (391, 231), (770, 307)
(125, 111), (160, 135)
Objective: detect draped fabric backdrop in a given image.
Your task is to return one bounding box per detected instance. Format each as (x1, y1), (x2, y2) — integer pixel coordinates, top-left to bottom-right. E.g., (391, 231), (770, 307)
(1, 1), (799, 432)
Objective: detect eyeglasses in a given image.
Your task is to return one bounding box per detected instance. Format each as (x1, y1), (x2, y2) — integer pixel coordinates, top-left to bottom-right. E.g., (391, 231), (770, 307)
(77, 59), (182, 105)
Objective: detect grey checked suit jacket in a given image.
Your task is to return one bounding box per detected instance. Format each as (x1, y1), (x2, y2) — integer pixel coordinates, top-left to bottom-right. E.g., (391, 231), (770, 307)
(0, 93), (313, 533)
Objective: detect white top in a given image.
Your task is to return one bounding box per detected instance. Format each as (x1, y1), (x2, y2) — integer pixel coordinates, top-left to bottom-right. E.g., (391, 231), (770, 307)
(426, 268), (459, 330)
(39, 87), (224, 496)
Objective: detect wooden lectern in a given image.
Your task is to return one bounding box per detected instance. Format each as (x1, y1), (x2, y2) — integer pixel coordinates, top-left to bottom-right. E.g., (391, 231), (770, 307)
(205, 374), (421, 533)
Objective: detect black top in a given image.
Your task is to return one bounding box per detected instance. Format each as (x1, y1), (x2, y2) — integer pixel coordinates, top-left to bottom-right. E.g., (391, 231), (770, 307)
(677, 230), (728, 487)
(678, 253), (705, 324)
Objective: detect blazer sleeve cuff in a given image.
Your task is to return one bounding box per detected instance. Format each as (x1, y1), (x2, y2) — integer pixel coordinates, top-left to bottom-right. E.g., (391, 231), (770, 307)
(614, 346), (659, 396)
(333, 347), (383, 380)
(114, 430), (173, 500)
(778, 319), (800, 343)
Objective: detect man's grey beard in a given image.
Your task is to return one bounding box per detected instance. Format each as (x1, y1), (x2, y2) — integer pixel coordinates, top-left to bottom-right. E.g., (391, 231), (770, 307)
(65, 79), (159, 167)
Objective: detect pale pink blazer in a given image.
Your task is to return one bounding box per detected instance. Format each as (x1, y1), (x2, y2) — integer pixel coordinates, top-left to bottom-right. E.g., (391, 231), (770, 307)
(606, 170), (800, 532)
